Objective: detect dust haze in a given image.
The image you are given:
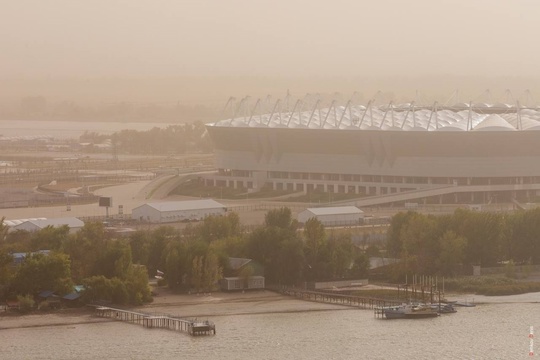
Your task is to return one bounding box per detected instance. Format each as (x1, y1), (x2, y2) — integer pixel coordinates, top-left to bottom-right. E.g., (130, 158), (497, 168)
(2, 0), (540, 115)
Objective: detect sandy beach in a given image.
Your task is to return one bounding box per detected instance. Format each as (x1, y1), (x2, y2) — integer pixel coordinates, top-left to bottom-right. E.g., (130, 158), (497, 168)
(2, 285), (540, 332)
(0, 289), (348, 330)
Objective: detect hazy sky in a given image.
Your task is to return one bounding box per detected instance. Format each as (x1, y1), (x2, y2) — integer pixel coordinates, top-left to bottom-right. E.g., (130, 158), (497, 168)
(3, 0), (540, 79)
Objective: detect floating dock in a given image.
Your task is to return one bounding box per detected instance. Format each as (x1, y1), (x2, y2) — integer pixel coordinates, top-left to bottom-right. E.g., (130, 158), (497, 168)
(94, 306), (215, 336)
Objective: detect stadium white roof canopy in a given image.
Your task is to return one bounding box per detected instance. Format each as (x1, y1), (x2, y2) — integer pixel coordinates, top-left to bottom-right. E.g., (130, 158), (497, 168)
(211, 103), (540, 132)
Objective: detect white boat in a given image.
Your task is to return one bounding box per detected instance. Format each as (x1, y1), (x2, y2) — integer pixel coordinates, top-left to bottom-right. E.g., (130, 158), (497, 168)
(383, 303), (439, 319)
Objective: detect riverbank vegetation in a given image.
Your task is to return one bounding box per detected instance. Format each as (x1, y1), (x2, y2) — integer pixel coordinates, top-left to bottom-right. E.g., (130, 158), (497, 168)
(4, 206), (540, 309)
(0, 209), (369, 309)
(385, 208), (540, 294)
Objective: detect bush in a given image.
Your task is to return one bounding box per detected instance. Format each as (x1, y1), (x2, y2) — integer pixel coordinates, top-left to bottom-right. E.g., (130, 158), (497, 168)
(17, 294), (35, 313)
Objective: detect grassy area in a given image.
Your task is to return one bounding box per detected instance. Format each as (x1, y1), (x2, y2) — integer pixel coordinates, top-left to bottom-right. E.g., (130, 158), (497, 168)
(172, 180), (295, 200)
(273, 190), (366, 203)
(443, 275), (540, 296)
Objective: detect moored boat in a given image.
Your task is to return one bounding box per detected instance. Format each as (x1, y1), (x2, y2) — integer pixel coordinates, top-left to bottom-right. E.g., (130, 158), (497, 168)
(382, 303), (439, 319)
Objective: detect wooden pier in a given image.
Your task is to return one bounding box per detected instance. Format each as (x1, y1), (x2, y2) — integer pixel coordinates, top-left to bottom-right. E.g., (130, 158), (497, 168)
(94, 306), (215, 336)
(272, 287), (401, 310)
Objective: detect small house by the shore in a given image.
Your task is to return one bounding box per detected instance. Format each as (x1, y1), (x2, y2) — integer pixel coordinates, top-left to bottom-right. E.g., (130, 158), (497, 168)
(220, 276), (265, 291)
(220, 257), (265, 291)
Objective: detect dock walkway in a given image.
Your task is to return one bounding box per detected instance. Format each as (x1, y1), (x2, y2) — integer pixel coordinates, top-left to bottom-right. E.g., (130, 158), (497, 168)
(94, 306), (215, 336)
(271, 287), (402, 310)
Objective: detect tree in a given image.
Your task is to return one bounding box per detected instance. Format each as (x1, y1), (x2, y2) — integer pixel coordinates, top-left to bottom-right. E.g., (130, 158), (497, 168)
(399, 213), (440, 274)
(30, 225), (69, 251)
(197, 212), (241, 243)
(191, 256), (203, 293)
(0, 217), (8, 243)
(12, 252), (73, 296)
(0, 250), (14, 300)
(350, 253), (369, 278)
(304, 217), (326, 272)
(202, 252), (222, 291)
(438, 230), (467, 276)
(265, 207), (295, 229)
(386, 212), (417, 257)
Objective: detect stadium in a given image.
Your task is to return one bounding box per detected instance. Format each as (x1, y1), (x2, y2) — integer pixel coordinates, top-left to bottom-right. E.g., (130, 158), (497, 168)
(204, 93), (540, 206)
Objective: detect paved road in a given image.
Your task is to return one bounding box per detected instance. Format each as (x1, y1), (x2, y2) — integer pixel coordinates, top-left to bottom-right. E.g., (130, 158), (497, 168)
(0, 171), (216, 221)
(1, 180), (152, 220)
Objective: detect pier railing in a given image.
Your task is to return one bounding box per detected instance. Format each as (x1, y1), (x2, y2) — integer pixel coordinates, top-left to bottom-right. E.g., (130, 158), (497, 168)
(94, 306), (215, 336)
(270, 286), (402, 309)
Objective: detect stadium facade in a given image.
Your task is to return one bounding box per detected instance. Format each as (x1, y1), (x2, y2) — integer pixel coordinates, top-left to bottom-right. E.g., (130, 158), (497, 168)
(204, 99), (540, 205)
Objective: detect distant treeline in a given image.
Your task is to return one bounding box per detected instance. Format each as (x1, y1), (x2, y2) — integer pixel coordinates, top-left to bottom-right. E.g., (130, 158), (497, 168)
(80, 122), (213, 154)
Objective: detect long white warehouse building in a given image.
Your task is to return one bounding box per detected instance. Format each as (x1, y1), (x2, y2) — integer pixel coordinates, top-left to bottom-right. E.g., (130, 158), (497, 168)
(132, 199), (227, 223)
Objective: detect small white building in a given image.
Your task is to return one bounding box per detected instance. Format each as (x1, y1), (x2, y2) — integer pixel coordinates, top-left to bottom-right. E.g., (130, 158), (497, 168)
(297, 206), (364, 227)
(220, 276), (265, 291)
(132, 199), (226, 223)
(11, 217), (84, 234)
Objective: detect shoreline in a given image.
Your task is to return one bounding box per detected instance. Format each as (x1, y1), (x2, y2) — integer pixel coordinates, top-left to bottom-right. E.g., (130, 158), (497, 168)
(2, 288), (540, 330)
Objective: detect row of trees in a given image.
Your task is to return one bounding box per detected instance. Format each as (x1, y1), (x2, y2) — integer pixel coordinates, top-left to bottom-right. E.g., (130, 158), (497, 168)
(0, 208), (369, 304)
(0, 221), (151, 305)
(386, 208), (540, 277)
(79, 122), (212, 155)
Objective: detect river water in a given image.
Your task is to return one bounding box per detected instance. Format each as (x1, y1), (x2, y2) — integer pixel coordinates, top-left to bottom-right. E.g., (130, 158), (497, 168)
(1, 302), (539, 360)
(0, 120), (175, 139)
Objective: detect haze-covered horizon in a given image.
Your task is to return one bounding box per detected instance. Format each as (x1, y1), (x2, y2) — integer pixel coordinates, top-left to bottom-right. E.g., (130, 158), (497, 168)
(3, 0), (540, 105)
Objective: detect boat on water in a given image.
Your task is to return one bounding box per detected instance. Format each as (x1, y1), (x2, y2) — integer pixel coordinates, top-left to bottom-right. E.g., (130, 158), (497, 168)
(383, 303), (439, 319)
(430, 303), (457, 314)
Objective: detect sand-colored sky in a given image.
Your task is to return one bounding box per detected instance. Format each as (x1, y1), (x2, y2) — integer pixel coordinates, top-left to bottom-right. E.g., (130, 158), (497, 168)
(2, 0), (540, 104)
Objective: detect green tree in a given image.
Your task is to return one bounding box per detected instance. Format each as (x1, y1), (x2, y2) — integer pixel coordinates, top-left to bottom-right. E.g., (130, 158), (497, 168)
(438, 230), (467, 276)
(191, 256), (203, 292)
(265, 207), (295, 229)
(12, 252), (73, 295)
(0, 217), (9, 243)
(304, 217), (326, 274)
(202, 252), (222, 291)
(350, 253), (369, 278)
(0, 250), (14, 300)
(30, 225), (69, 251)
(197, 212), (241, 243)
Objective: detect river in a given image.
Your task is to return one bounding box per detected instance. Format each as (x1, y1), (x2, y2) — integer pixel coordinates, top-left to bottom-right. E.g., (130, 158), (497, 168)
(0, 120), (176, 139)
(1, 301), (538, 359)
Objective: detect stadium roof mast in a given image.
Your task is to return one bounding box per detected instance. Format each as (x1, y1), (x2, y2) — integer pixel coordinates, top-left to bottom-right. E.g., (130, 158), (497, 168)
(338, 100), (352, 127)
(400, 101), (415, 130)
(286, 99), (302, 127)
(223, 97), (236, 126)
(467, 101), (473, 131)
(380, 101), (393, 129)
(266, 99), (282, 126)
(358, 100), (372, 127)
(307, 99), (321, 127)
(426, 102), (439, 130)
(516, 100), (522, 130)
(504, 89), (515, 105)
(321, 100), (337, 128)
(246, 98), (262, 126)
